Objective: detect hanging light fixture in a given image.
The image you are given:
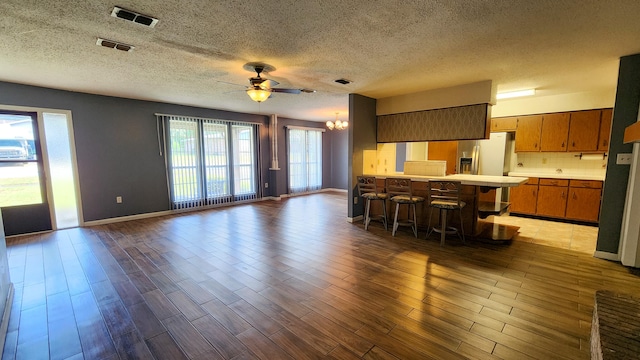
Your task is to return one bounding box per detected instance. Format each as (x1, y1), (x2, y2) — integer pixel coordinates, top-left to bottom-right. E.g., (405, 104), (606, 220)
(326, 112), (348, 130)
(246, 87), (271, 102)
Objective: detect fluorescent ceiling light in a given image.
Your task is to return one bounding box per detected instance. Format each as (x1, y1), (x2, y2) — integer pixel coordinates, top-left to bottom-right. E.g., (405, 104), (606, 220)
(496, 89), (536, 100)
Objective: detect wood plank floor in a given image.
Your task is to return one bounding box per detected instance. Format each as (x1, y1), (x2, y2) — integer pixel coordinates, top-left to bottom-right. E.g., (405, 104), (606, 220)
(3, 191), (640, 359)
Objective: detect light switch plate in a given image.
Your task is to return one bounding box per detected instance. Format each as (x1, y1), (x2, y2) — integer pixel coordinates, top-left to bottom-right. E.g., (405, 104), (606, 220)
(617, 153), (633, 165)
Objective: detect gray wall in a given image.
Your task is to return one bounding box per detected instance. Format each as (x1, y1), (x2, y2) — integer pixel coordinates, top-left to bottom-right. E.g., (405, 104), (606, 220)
(328, 129), (349, 189)
(0, 81), (347, 224)
(597, 54), (640, 253)
(348, 94), (378, 218)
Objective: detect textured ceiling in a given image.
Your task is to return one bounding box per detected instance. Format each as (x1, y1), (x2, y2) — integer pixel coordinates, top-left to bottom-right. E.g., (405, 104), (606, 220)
(1, 1), (640, 121)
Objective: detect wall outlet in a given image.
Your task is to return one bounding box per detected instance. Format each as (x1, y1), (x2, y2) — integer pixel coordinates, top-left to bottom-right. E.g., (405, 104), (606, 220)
(116, 196), (123, 204)
(617, 153), (633, 165)
(354, 196), (358, 204)
(542, 158), (547, 164)
(264, 182), (269, 188)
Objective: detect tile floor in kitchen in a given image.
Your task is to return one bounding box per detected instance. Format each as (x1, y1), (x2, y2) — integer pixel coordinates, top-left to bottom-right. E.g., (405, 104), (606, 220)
(490, 213), (599, 255)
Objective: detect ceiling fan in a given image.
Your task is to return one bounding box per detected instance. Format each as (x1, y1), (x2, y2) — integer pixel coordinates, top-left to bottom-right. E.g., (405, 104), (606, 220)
(242, 62), (315, 102)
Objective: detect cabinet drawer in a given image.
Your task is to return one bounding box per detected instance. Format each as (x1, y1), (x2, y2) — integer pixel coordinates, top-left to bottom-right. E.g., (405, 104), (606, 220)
(526, 177), (539, 185)
(539, 179), (569, 187)
(569, 180), (602, 189)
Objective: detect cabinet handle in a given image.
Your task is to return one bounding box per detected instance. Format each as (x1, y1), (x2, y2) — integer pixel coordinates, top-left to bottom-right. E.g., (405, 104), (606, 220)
(573, 192), (577, 199)
(561, 191), (565, 199)
(534, 143), (538, 148)
(561, 141), (565, 148)
(572, 141), (575, 147)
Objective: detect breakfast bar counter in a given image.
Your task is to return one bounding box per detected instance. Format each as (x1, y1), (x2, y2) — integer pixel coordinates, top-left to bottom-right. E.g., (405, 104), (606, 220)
(364, 174), (528, 242)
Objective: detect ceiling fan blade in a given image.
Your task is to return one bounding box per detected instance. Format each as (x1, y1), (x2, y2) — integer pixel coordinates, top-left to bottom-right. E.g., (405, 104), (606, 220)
(214, 79), (246, 87)
(271, 88), (302, 94)
(261, 79), (279, 88)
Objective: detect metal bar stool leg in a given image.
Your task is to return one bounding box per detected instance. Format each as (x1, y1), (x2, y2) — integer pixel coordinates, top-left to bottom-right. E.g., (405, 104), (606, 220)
(440, 208), (447, 246)
(382, 199), (388, 231)
(392, 203), (400, 236)
(364, 198), (371, 230)
(458, 209), (466, 244)
(411, 203), (418, 238)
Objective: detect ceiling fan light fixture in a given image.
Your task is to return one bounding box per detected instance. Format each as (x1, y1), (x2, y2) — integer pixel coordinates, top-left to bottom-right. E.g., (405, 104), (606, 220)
(247, 88), (271, 102)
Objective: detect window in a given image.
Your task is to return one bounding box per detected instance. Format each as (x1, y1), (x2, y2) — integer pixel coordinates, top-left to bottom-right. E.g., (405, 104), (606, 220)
(159, 115), (260, 209)
(287, 128), (322, 194)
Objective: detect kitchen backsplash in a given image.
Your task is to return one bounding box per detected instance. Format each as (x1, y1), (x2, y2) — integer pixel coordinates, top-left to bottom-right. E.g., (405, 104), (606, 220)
(514, 152), (607, 177)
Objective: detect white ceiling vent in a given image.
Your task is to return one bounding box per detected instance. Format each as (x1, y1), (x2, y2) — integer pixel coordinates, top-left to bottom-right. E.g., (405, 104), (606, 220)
(96, 38), (135, 52)
(111, 6), (158, 28)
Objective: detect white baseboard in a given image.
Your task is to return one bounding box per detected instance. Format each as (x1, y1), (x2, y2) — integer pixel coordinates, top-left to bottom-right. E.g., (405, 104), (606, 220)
(0, 283), (14, 359)
(83, 210), (174, 226)
(347, 215), (364, 223)
(593, 251), (620, 262)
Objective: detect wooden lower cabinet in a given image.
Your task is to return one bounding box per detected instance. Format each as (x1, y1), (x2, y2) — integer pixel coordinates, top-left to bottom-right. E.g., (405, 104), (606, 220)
(565, 180), (602, 222)
(536, 184), (568, 218)
(509, 182), (538, 215)
(510, 177), (601, 223)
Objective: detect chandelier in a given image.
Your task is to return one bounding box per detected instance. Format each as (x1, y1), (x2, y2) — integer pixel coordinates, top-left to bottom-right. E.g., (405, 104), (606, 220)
(326, 112), (348, 130)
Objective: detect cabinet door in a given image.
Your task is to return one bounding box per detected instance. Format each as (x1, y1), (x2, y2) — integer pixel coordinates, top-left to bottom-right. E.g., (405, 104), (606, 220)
(515, 115), (543, 152)
(566, 187), (601, 222)
(568, 110), (601, 152)
(491, 117), (518, 132)
(509, 184), (538, 214)
(598, 108), (613, 152)
(540, 113), (570, 152)
(536, 185), (567, 218)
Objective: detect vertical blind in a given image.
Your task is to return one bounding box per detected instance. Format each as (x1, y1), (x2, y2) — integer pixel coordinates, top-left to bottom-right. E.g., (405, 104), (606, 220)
(288, 128), (322, 194)
(157, 114), (261, 210)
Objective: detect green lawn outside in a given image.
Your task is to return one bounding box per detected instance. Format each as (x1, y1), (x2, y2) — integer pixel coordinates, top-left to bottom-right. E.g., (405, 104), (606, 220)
(0, 176), (42, 207)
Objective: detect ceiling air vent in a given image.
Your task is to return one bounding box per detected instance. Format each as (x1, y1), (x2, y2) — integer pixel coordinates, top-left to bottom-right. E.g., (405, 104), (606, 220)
(111, 6), (158, 28)
(334, 78), (352, 85)
(96, 38), (135, 52)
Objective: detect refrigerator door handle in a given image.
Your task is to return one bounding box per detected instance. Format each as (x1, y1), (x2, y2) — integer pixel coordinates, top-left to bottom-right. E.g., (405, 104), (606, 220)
(471, 145), (480, 175)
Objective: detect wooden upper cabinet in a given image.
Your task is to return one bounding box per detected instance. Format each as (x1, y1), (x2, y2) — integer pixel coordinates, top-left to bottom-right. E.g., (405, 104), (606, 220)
(568, 110), (601, 152)
(515, 115), (543, 152)
(598, 108), (613, 152)
(491, 117), (518, 132)
(540, 113), (570, 152)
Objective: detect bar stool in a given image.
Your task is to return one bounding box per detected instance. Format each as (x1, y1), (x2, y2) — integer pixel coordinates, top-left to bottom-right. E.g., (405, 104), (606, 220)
(386, 177), (424, 237)
(356, 176), (388, 230)
(425, 180), (466, 246)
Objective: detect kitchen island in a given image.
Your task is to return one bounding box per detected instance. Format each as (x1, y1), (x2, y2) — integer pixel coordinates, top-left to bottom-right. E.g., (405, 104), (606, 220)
(364, 174), (528, 241)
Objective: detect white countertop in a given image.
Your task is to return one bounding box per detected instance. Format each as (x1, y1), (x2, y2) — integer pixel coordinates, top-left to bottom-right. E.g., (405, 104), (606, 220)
(508, 171), (605, 181)
(365, 173), (528, 187)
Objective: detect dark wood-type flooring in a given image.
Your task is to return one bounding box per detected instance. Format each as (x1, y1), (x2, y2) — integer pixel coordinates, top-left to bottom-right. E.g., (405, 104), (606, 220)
(3, 191), (640, 359)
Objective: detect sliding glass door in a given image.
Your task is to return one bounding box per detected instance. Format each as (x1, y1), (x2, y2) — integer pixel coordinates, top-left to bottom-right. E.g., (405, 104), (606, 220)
(288, 128), (322, 194)
(162, 115), (260, 209)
